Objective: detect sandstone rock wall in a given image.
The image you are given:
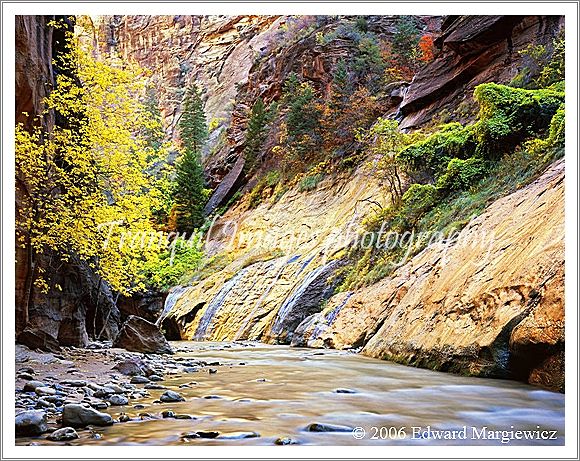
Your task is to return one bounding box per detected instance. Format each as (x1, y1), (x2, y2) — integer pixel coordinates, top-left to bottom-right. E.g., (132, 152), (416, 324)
(399, 15), (564, 129)
(294, 160), (565, 391)
(162, 166), (387, 344)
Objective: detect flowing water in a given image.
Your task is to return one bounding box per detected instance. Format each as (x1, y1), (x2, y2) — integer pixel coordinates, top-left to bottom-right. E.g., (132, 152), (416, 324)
(73, 342), (564, 446)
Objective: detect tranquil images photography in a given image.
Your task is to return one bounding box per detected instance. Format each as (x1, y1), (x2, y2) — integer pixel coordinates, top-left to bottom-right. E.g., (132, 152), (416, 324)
(7, 7), (573, 455)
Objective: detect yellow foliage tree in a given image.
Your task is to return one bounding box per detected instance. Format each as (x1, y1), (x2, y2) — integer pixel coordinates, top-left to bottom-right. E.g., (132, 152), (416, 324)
(16, 21), (166, 296)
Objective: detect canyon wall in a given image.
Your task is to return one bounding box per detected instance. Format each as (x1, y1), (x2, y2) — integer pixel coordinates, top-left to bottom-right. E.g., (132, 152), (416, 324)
(15, 16), (121, 349)
(156, 15), (565, 391)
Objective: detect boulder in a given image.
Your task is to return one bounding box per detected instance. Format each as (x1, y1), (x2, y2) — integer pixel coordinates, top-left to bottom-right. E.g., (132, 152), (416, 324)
(47, 427), (79, 441)
(16, 329), (60, 353)
(15, 410), (48, 436)
(113, 316), (173, 354)
(62, 404), (114, 428)
(159, 390), (185, 402)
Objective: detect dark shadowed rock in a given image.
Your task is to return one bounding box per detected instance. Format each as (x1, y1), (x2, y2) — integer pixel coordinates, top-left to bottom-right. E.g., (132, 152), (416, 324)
(62, 404), (114, 428)
(15, 410), (48, 436)
(306, 422), (354, 432)
(204, 155), (245, 215)
(113, 316), (173, 354)
(17, 329), (61, 352)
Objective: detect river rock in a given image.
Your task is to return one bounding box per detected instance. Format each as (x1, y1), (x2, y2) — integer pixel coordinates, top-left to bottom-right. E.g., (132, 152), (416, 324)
(62, 404), (114, 427)
(334, 388), (357, 394)
(160, 390), (185, 402)
(130, 375), (149, 384)
(108, 394), (129, 406)
(15, 410), (48, 436)
(113, 316), (173, 354)
(275, 436), (299, 445)
(47, 427), (79, 441)
(113, 358), (153, 376)
(23, 380), (45, 392)
(218, 431), (260, 439)
(148, 374), (163, 381)
(35, 386), (57, 396)
(306, 422), (354, 432)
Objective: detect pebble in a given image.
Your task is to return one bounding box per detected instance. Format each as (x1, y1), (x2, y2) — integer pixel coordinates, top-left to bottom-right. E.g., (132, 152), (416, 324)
(133, 404), (146, 410)
(130, 376), (149, 384)
(144, 384), (167, 390)
(47, 427), (79, 441)
(161, 410), (175, 418)
(62, 380), (87, 387)
(118, 413), (131, 423)
(334, 388), (358, 394)
(208, 369), (217, 374)
(148, 375), (163, 382)
(275, 436), (299, 445)
(160, 390), (185, 403)
(203, 395), (221, 399)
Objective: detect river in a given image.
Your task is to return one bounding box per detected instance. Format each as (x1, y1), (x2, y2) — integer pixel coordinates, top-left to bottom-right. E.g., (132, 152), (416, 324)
(58, 341), (565, 446)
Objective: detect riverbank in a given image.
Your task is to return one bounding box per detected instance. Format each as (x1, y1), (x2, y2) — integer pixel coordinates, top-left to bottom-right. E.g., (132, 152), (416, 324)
(15, 341), (565, 446)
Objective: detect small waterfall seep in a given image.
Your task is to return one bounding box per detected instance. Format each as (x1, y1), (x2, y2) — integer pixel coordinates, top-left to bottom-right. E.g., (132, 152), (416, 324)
(193, 269), (249, 340)
(307, 291), (354, 346)
(269, 260), (338, 340)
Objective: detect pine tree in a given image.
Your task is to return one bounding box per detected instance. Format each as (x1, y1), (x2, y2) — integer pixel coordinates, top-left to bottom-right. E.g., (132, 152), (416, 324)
(175, 83), (208, 233)
(243, 98), (269, 173)
(329, 59), (352, 110)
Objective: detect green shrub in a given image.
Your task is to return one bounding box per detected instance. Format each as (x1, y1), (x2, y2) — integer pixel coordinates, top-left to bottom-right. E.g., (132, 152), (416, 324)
(265, 169), (281, 187)
(435, 157), (488, 193)
(473, 82), (564, 158)
(398, 122), (476, 179)
(299, 173), (323, 192)
(399, 183), (438, 226)
(143, 237), (204, 291)
(536, 34), (565, 88)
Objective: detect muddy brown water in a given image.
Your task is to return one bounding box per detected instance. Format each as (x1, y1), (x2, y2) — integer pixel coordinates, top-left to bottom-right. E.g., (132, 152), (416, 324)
(20, 341), (565, 446)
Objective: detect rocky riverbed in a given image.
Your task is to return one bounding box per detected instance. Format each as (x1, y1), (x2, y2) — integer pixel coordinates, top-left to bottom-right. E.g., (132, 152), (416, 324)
(15, 341), (565, 446)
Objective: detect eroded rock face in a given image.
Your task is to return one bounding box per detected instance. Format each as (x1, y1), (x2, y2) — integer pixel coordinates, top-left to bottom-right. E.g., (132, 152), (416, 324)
(113, 315), (173, 354)
(164, 167), (387, 343)
(299, 160), (565, 391)
(15, 16), (121, 350)
(399, 15), (564, 129)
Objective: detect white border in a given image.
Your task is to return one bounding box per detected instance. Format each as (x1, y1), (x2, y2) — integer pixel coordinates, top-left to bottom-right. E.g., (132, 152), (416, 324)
(2, 2), (578, 460)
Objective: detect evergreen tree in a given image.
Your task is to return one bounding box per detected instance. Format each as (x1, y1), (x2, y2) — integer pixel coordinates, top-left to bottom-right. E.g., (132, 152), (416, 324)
(175, 83), (208, 233)
(329, 59), (352, 109)
(243, 98), (271, 173)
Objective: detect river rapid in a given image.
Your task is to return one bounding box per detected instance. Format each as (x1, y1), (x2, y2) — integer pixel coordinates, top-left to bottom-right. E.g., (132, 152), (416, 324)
(47, 341), (565, 446)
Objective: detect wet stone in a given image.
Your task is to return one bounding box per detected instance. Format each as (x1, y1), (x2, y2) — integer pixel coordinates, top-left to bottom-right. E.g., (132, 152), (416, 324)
(334, 388), (358, 394)
(130, 376), (149, 384)
(275, 436), (299, 445)
(47, 427), (78, 441)
(62, 404), (114, 428)
(15, 410), (48, 436)
(160, 390), (185, 403)
(108, 394), (129, 406)
(306, 422), (354, 432)
(208, 369), (218, 374)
